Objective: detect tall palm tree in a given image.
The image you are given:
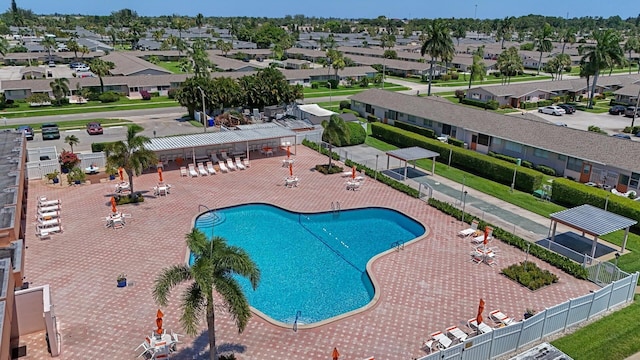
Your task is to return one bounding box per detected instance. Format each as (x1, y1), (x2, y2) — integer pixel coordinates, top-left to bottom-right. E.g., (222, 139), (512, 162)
(195, 13), (205, 35)
(453, 23), (466, 46)
(468, 54), (486, 89)
(172, 17), (189, 57)
(534, 23), (553, 75)
(420, 20), (454, 96)
(42, 36), (57, 62)
(497, 17), (514, 49)
(105, 124), (156, 194)
(624, 34), (639, 74)
(64, 134), (79, 153)
(321, 114), (350, 170)
(557, 27), (576, 80)
(50, 78), (69, 106)
(580, 29), (624, 108)
(89, 59), (115, 94)
(154, 229), (260, 360)
(0, 38), (10, 56)
(66, 39), (80, 60)
(152, 29), (165, 42)
(496, 46), (523, 85)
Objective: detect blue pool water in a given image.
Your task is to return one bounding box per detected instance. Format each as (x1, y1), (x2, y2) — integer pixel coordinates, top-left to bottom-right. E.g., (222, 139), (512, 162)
(193, 204), (424, 325)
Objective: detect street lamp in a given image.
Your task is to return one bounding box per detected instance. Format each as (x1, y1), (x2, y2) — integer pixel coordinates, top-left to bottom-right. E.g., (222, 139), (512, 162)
(327, 81), (332, 103)
(631, 85), (640, 129)
(375, 154), (379, 180)
(197, 86), (207, 133)
(510, 158), (521, 193)
(614, 252), (621, 267)
(461, 190), (468, 225)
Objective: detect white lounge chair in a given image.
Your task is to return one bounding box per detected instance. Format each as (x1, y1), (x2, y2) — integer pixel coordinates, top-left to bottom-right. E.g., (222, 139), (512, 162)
(459, 220), (479, 237)
(489, 310), (514, 326)
(197, 163), (208, 176)
(206, 161), (217, 175)
(211, 153), (220, 163)
(472, 227), (493, 244)
(188, 164), (198, 177)
(430, 331), (453, 349)
(243, 158), (250, 168)
(39, 199), (61, 207)
(226, 158), (237, 171)
(446, 325), (468, 343)
(180, 166), (187, 177)
(220, 151), (229, 160)
(235, 158), (246, 170)
(218, 161), (228, 173)
(36, 225), (62, 238)
(468, 318), (493, 334)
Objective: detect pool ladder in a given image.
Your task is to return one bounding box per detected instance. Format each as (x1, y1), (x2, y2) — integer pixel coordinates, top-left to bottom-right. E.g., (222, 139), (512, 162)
(331, 201), (341, 214)
(293, 310), (302, 332)
(390, 240), (405, 252)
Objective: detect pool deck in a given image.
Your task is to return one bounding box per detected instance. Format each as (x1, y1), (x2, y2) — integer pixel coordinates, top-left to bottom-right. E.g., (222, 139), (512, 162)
(21, 147), (598, 360)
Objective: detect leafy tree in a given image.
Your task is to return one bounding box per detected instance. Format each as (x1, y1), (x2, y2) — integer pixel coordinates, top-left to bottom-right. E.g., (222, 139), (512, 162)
(468, 55), (486, 89)
(496, 46), (523, 84)
(545, 54), (571, 80)
(153, 229), (260, 360)
(580, 29), (624, 108)
(497, 17), (514, 49)
(89, 59), (115, 93)
(215, 39), (233, 56)
(452, 23), (466, 46)
(66, 39), (80, 60)
(420, 20), (454, 96)
(534, 23), (553, 75)
(0, 38), (8, 56)
(50, 78), (69, 105)
(189, 39), (213, 79)
(152, 29), (165, 42)
(147, 55), (159, 64)
(42, 36), (56, 62)
(105, 124), (156, 195)
(171, 17), (189, 57)
(64, 134), (79, 153)
(321, 114), (350, 170)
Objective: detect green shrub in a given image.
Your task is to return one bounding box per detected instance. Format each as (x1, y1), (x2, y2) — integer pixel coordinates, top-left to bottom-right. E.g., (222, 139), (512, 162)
(150, 91), (160, 97)
(99, 91), (120, 103)
(520, 102), (539, 110)
(167, 89), (177, 99)
(450, 72), (459, 80)
(535, 164), (556, 176)
(91, 141), (117, 153)
(622, 126), (640, 135)
(522, 160), (533, 169)
(344, 122), (366, 145)
(339, 100), (351, 110)
(487, 100), (499, 110)
(359, 77), (370, 88)
(302, 139), (340, 161)
(311, 82), (319, 89)
(588, 125), (607, 135)
(314, 164), (344, 174)
(115, 192), (144, 205)
(454, 89), (465, 99)
(610, 99), (630, 107)
(447, 137), (465, 148)
(537, 100), (553, 107)
(327, 79), (339, 89)
(441, 74), (451, 81)
(501, 261), (559, 290)
(393, 121), (437, 139)
(375, 124), (544, 191)
(366, 114), (378, 122)
(461, 98), (499, 110)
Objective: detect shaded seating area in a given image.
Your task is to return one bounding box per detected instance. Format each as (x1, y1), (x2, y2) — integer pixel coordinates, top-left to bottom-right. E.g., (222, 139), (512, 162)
(384, 147), (439, 180)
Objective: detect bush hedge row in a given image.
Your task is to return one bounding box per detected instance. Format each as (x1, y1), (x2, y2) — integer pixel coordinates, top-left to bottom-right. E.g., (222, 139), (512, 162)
(91, 141), (117, 153)
(371, 123), (542, 192)
(552, 178), (640, 231)
(393, 120), (437, 139)
(461, 98), (499, 110)
(428, 198), (588, 279)
(502, 261), (559, 290)
(344, 122), (366, 146)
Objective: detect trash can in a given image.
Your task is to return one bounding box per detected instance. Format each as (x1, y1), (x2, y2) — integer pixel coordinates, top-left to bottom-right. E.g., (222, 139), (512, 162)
(207, 119), (214, 127)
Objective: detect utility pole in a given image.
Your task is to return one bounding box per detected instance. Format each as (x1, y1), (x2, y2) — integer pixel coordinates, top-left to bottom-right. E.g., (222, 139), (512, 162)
(197, 86), (207, 133)
(474, 4), (478, 19)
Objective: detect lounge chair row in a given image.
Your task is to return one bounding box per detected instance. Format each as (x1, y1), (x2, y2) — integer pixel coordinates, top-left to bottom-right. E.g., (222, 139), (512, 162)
(36, 196), (63, 238)
(181, 159), (250, 177)
(458, 221), (495, 244)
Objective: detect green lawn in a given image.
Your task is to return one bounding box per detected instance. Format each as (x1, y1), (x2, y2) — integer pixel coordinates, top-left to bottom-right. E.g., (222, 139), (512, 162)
(389, 74), (553, 87)
(303, 83), (409, 98)
(552, 296), (640, 360)
(156, 61), (186, 74)
(316, 101), (341, 111)
(0, 118), (131, 131)
(1, 97), (180, 119)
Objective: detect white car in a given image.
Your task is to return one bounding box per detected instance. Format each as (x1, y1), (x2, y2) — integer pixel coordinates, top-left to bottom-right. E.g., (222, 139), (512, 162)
(75, 65), (90, 72)
(538, 106), (566, 116)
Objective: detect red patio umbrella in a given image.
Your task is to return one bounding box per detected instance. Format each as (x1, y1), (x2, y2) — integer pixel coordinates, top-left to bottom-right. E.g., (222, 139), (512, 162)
(483, 226), (489, 246)
(118, 167), (124, 181)
(332, 347), (340, 360)
(156, 309), (164, 335)
(289, 162), (293, 177)
(158, 167), (163, 183)
(476, 298), (485, 325)
(110, 196), (117, 213)
(286, 145), (290, 159)
(352, 165), (357, 179)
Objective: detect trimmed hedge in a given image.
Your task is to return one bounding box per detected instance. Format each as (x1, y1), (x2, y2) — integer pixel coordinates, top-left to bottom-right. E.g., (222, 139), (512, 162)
(428, 198), (588, 279)
(552, 178), (640, 231)
(393, 120), (437, 139)
(344, 122), (366, 145)
(302, 139), (340, 161)
(91, 141), (117, 153)
(502, 261), (559, 290)
(371, 123), (543, 192)
(447, 137), (465, 148)
(535, 164), (556, 176)
(461, 97), (499, 110)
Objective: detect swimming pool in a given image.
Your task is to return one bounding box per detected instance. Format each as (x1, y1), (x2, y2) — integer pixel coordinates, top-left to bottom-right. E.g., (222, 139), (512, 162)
(193, 203), (425, 325)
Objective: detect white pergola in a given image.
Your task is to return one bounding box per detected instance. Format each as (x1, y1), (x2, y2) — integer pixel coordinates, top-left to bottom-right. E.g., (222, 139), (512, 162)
(385, 147), (440, 180)
(549, 204), (637, 258)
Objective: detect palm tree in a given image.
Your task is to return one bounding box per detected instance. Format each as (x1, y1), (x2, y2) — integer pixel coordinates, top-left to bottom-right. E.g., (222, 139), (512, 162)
(468, 55), (486, 89)
(172, 17), (189, 57)
(153, 229), (260, 360)
(453, 23), (466, 46)
(42, 36), (57, 62)
(497, 17), (514, 49)
(105, 125), (156, 194)
(420, 20), (455, 96)
(66, 39), (80, 60)
(0, 38), (9, 56)
(215, 39), (233, 56)
(624, 34), (639, 74)
(89, 59), (115, 94)
(557, 27), (576, 80)
(534, 23), (553, 75)
(321, 114), (350, 170)
(496, 46), (523, 85)
(64, 134), (79, 153)
(50, 78), (69, 106)
(195, 13), (205, 35)
(580, 29), (624, 108)
(152, 29), (165, 42)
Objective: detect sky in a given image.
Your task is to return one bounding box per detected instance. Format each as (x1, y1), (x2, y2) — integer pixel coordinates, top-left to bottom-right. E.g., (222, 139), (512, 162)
(15, 0), (640, 20)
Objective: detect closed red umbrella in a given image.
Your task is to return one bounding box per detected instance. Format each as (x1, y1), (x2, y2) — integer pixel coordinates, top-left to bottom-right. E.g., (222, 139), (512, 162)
(332, 347), (340, 360)
(476, 298), (485, 325)
(286, 146), (290, 159)
(289, 162), (293, 177)
(110, 196), (117, 213)
(483, 226), (489, 246)
(156, 309), (164, 335)
(118, 167), (124, 181)
(158, 167), (163, 183)
(352, 165), (357, 179)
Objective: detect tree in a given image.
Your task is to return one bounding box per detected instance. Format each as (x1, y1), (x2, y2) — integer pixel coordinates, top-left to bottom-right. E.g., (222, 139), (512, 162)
(534, 23), (553, 75)
(453, 23), (466, 46)
(497, 17), (514, 49)
(89, 59), (115, 94)
(0, 38), (8, 56)
(153, 229), (260, 360)
(171, 17), (189, 57)
(321, 114), (350, 170)
(624, 34), (639, 74)
(105, 124), (156, 195)
(50, 78), (69, 106)
(189, 39), (213, 79)
(64, 134), (79, 153)
(42, 36), (56, 62)
(215, 39), (233, 56)
(496, 46), (523, 84)
(152, 29), (165, 42)
(195, 13), (205, 34)
(66, 39), (80, 60)
(326, 49), (345, 81)
(468, 55), (486, 89)
(580, 29), (624, 108)
(420, 20), (454, 96)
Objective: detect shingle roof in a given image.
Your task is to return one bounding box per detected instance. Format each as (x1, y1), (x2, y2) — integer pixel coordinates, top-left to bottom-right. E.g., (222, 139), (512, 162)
(551, 204), (637, 236)
(100, 52), (172, 76)
(350, 89), (640, 173)
(613, 84), (640, 97)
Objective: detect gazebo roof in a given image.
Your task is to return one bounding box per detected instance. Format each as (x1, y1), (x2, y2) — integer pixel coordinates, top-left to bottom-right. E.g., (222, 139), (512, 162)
(550, 204), (637, 237)
(386, 147), (439, 162)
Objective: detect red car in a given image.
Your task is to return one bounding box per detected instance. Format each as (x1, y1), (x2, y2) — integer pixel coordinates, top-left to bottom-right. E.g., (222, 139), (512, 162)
(86, 122), (103, 135)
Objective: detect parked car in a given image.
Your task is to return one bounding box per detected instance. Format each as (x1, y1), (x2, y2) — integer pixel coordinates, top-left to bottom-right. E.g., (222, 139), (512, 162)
(16, 125), (34, 140)
(75, 64), (90, 72)
(538, 106), (566, 116)
(557, 104), (575, 114)
(554, 122), (568, 127)
(609, 105), (627, 115)
(69, 62), (84, 69)
(86, 122), (103, 135)
(624, 106), (640, 118)
(612, 133), (632, 140)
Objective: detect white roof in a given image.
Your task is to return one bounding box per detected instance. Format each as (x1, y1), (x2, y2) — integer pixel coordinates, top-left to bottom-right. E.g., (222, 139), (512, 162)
(297, 104), (335, 117)
(145, 124), (296, 152)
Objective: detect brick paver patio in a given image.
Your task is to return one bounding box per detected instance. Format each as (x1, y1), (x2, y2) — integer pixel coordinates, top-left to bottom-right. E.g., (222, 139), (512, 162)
(21, 147), (598, 360)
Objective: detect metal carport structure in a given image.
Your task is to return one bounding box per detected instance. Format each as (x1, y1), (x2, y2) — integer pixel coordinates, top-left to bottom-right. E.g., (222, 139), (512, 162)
(385, 147), (439, 180)
(549, 204), (637, 258)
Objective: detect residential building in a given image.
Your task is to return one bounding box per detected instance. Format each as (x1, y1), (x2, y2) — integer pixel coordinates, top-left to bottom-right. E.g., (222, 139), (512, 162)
(100, 52), (173, 76)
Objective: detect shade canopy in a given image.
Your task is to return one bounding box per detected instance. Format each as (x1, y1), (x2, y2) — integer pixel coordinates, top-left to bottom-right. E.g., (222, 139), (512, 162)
(385, 147), (439, 180)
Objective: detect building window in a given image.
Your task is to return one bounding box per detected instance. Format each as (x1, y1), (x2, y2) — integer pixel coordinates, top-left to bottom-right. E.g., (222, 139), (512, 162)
(630, 173), (640, 189)
(424, 119), (433, 127)
(407, 115), (419, 123)
(558, 154), (567, 161)
(388, 110), (398, 120)
(566, 157), (582, 172)
(477, 134), (490, 146)
(534, 148), (549, 159)
(493, 138), (502, 145)
(505, 141), (523, 153)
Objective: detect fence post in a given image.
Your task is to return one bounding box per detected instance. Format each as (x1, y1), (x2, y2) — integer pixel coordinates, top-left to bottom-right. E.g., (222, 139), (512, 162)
(606, 280), (617, 310)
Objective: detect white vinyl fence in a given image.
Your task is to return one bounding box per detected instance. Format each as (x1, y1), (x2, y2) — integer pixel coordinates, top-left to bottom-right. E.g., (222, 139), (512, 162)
(417, 272), (638, 360)
(26, 148), (106, 180)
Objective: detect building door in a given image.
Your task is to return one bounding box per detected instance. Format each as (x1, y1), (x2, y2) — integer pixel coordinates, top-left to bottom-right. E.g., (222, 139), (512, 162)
(471, 134), (478, 150)
(442, 124), (451, 136)
(579, 163), (592, 183)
